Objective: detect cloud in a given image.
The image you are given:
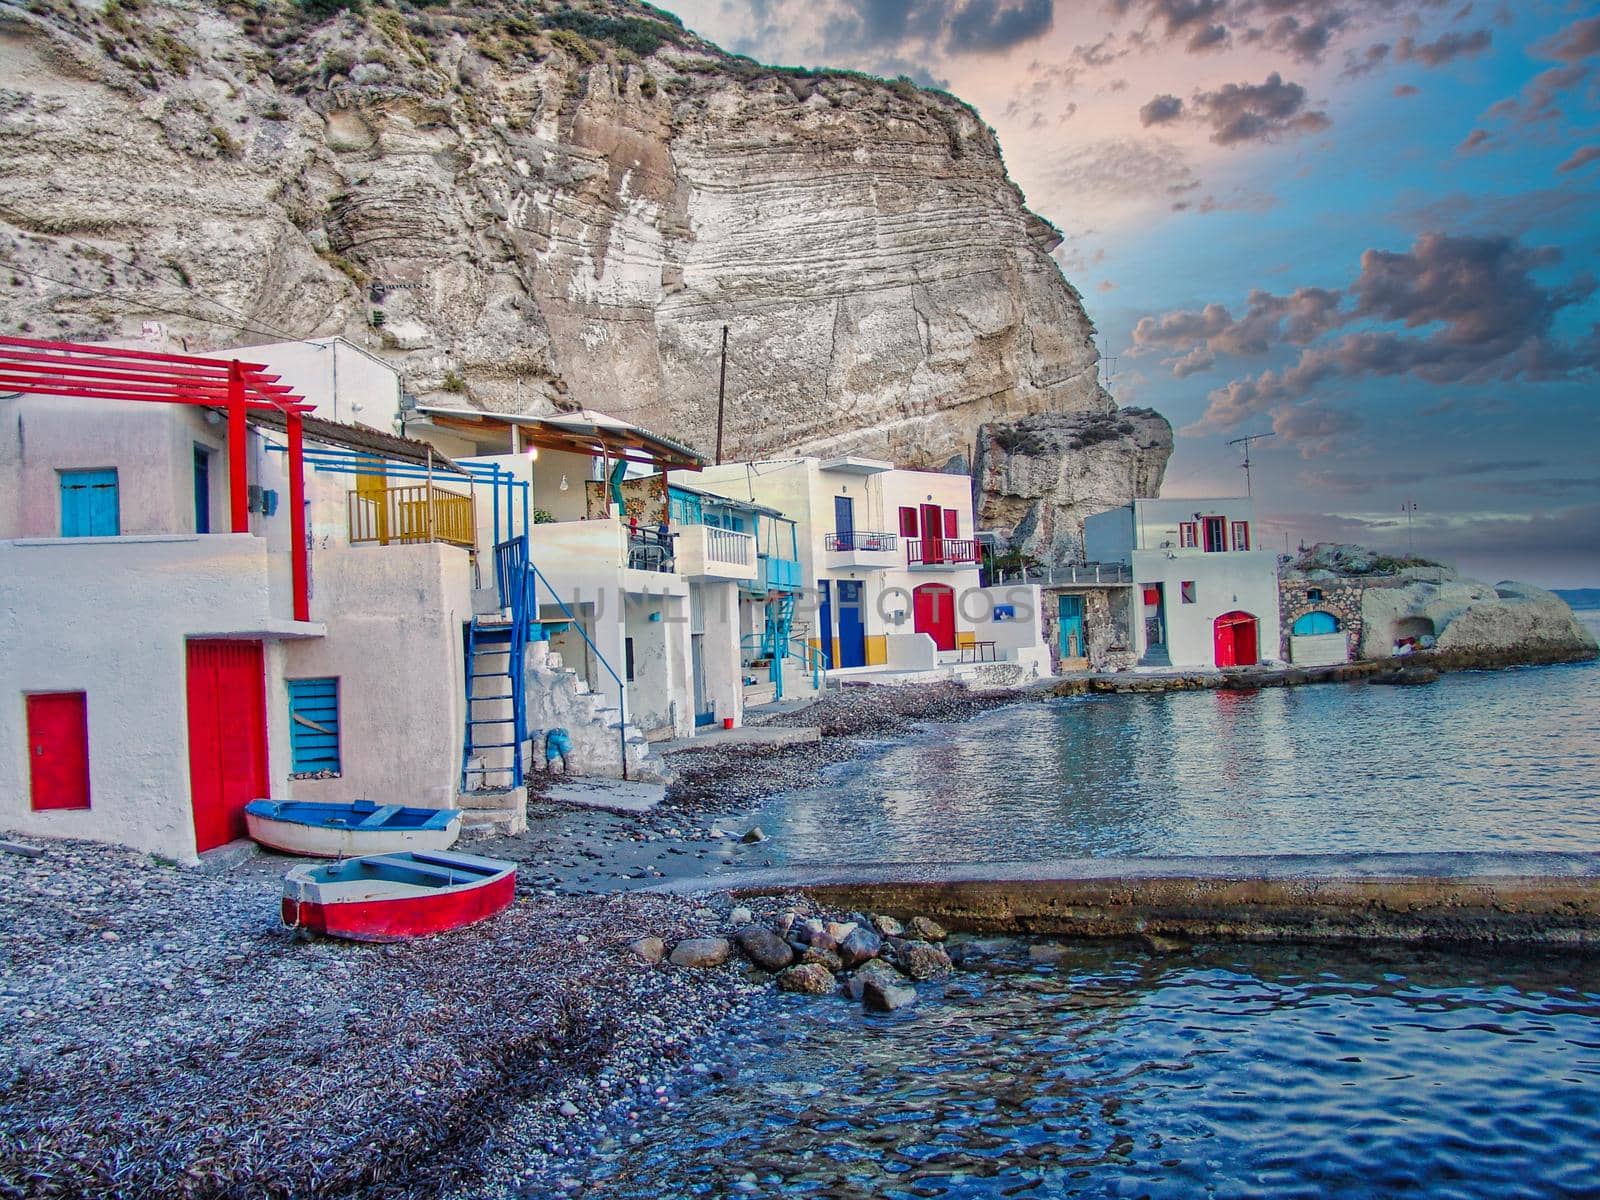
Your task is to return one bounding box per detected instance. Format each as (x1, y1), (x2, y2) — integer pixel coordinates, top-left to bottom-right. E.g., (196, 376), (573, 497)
(1478, 14), (1597, 126)
(1271, 400), (1362, 456)
(1395, 28), (1492, 67)
(1186, 22), (1229, 52)
(1143, 232), (1600, 432)
(1398, 186), (1600, 237)
(1537, 14), (1600, 63)
(1393, 83), (1418, 96)
(1035, 136), (1199, 214)
(1191, 72), (1330, 145)
(1341, 42), (1390, 78)
(1558, 145), (1600, 174)
(821, 0), (1056, 58)
(1139, 93), (1185, 125)
(1457, 128), (1491, 155)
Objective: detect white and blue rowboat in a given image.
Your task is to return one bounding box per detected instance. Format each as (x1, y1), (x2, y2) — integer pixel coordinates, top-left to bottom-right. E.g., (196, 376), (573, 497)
(244, 799), (463, 858)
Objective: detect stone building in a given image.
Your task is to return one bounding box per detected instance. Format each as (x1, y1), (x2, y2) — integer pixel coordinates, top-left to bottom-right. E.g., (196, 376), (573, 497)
(1278, 575), (1365, 665)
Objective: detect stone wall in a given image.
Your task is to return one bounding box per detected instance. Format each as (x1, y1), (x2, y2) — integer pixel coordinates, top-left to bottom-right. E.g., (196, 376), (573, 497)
(1040, 585), (1137, 673)
(1278, 576), (1365, 661)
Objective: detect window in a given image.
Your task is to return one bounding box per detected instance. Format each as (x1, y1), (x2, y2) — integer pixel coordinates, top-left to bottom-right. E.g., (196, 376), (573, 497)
(1306, 587), (1323, 602)
(1142, 586), (1161, 607)
(1181, 581), (1196, 604)
(1178, 522), (1198, 548)
(1202, 516), (1227, 553)
(625, 637), (636, 682)
(943, 509), (959, 538)
(59, 468), (120, 537)
(1231, 520), (1251, 551)
(287, 678), (340, 776)
(899, 506), (919, 537)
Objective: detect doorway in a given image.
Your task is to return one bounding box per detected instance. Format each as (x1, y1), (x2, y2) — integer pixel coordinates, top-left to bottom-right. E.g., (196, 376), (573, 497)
(836, 580), (867, 668)
(913, 583), (956, 651)
(1213, 611), (1259, 668)
(1057, 594), (1085, 661)
(834, 495), (854, 550)
(185, 640), (269, 853)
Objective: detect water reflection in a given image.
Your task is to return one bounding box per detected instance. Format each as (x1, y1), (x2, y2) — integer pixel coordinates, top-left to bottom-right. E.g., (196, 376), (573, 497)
(727, 660), (1600, 869)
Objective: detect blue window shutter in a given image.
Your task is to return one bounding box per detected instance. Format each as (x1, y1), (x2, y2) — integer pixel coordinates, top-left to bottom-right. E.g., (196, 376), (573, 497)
(60, 469), (119, 537)
(287, 678), (340, 774)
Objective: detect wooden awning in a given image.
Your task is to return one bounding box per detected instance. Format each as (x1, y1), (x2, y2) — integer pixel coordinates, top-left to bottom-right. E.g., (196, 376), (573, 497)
(416, 405), (704, 471)
(248, 409), (471, 475)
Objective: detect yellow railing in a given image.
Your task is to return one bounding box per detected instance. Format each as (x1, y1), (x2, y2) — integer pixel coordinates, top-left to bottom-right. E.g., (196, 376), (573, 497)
(348, 484), (476, 549)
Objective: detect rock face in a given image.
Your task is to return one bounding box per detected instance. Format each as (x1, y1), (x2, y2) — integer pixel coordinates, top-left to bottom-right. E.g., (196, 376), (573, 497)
(0, 0), (1124, 485)
(1360, 578), (1597, 662)
(975, 408), (1174, 565)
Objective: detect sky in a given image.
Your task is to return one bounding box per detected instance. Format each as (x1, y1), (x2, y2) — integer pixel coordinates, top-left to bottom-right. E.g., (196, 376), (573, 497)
(658, 0), (1600, 587)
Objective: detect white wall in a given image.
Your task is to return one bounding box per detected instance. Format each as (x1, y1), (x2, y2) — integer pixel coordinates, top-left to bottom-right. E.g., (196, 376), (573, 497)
(0, 534), (293, 863)
(1132, 548), (1283, 668)
(1084, 506), (1135, 563)
(282, 543), (470, 811)
(1290, 631), (1350, 666)
(691, 580), (744, 729)
(216, 337), (402, 431)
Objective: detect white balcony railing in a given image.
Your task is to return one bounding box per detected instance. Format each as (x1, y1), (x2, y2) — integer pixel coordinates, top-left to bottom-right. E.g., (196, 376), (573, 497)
(704, 526), (754, 567)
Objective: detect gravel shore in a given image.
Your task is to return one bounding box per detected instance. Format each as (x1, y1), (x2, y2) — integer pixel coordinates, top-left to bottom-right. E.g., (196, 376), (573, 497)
(0, 683), (1030, 1199)
(0, 838), (765, 1200)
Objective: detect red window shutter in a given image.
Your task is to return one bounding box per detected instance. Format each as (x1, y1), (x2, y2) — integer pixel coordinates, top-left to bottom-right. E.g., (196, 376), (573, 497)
(1143, 587), (1160, 606)
(899, 506), (918, 537)
(943, 509), (958, 537)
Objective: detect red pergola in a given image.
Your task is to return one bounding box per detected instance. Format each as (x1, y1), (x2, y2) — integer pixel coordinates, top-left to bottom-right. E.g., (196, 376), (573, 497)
(0, 334), (315, 622)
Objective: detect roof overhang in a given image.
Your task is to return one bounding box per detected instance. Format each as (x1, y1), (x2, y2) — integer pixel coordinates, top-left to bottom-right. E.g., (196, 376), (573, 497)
(249, 408), (470, 475)
(820, 455), (894, 476)
(415, 404), (704, 471)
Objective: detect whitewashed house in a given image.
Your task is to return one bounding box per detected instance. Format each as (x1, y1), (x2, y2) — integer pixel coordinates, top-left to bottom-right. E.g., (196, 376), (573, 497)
(0, 334), (487, 864)
(1083, 497), (1282, 669)
(690, 457), (1050, 680)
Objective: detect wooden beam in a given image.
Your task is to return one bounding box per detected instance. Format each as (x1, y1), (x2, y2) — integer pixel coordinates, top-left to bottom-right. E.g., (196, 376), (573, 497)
(228, 360), (249, 533)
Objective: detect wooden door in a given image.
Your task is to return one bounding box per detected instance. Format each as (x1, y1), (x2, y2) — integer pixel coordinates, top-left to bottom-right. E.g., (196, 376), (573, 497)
(1057, 594), (1085, 660)
(186, 640), (269, 853)
(26, 692), (91, 811)
(920, 504), (943, 563)
(836, 580), (867, 668)
(833, 495), (854, 549)
(913, 583), (956, 651)
(1214, 612), (1258, 668)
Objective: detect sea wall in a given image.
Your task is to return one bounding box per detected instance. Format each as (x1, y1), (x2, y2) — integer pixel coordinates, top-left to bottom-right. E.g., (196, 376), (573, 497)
(719, 852), (1600, 947)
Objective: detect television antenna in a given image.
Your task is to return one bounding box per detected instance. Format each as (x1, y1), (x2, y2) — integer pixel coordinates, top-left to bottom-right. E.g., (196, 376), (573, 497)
(1227, 431), (1275, 496)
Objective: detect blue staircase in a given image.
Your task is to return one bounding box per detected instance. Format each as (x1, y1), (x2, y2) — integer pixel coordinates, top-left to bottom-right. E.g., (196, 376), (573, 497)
(461, 537), (535, 793)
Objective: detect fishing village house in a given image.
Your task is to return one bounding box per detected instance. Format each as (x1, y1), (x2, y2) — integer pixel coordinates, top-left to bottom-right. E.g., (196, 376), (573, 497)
(0, 332), (737, 866)
(688, 457), (1051, 683)
(0, 334), (486, 865)
(1082, 497), (1282, 670)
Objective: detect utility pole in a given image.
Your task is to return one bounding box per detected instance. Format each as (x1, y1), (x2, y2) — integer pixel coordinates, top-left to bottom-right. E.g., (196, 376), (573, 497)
(1227, 431), (1275, 497)
(1401, 500), (1418, 556)
(714, 324), (729, 466)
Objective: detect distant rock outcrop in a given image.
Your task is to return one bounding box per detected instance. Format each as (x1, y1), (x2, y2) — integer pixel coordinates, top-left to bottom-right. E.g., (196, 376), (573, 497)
(1284, 544), (1597, 665)
(973, 407), (1173, 566)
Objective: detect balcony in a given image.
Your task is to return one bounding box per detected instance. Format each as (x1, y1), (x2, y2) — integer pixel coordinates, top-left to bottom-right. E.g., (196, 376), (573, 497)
(348, 484), (476, 550)
(675, 524), (756, 582)
(823, 530), (898, 570)
(906, 538), (980, 569)
(529, 517), (686, 592)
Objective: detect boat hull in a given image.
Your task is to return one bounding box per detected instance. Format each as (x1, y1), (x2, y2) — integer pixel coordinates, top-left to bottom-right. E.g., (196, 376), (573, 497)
(282, 852), (516, 942)
(246, 811), (461, 858)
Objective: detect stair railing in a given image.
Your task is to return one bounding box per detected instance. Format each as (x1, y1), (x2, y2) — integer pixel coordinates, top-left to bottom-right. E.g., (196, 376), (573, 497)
(528, 563), (631, 781)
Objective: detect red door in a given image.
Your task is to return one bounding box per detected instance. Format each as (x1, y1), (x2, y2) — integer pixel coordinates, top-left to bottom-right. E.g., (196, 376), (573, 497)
(920, 504), (944, 564)
(913, 583), (957, 651)
(26, 692), (91, 811)
(186, 640), (269, 853)
(1214, 612), (1259, 668)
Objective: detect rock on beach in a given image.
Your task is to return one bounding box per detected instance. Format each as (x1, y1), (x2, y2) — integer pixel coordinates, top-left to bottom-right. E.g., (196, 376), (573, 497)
(734, 925), (794, 972)
(776, 963), (837, 995)
(669, 938), (732, 969)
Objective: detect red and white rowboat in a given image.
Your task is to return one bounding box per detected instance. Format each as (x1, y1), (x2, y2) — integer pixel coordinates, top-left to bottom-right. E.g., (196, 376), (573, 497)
(281, 849), (516, 942)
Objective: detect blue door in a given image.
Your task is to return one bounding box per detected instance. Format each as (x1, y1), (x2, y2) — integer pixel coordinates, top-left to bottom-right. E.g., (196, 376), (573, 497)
(816, 579), (833, 669)
(837, 580), (867, 668)
(1058, 594), (1085, 660)
(59, 468), (120, 537)
(193, 447), (211, 534)
(834, 495), (854, 550)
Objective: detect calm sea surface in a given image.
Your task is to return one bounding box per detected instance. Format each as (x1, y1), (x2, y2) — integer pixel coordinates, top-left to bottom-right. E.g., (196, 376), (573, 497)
(555, 632), (1600, 1198)
(572, 941), (1600, 1199)
(724, 634), (1600, 869)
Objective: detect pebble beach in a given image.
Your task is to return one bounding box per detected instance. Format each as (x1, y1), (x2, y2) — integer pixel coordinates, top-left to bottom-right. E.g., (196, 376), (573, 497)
(0, 684), (1014, 1199)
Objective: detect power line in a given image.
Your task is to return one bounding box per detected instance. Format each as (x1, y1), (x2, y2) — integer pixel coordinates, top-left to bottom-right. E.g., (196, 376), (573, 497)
(0, 206), (316, 347)
(0, 258), (319, 348)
